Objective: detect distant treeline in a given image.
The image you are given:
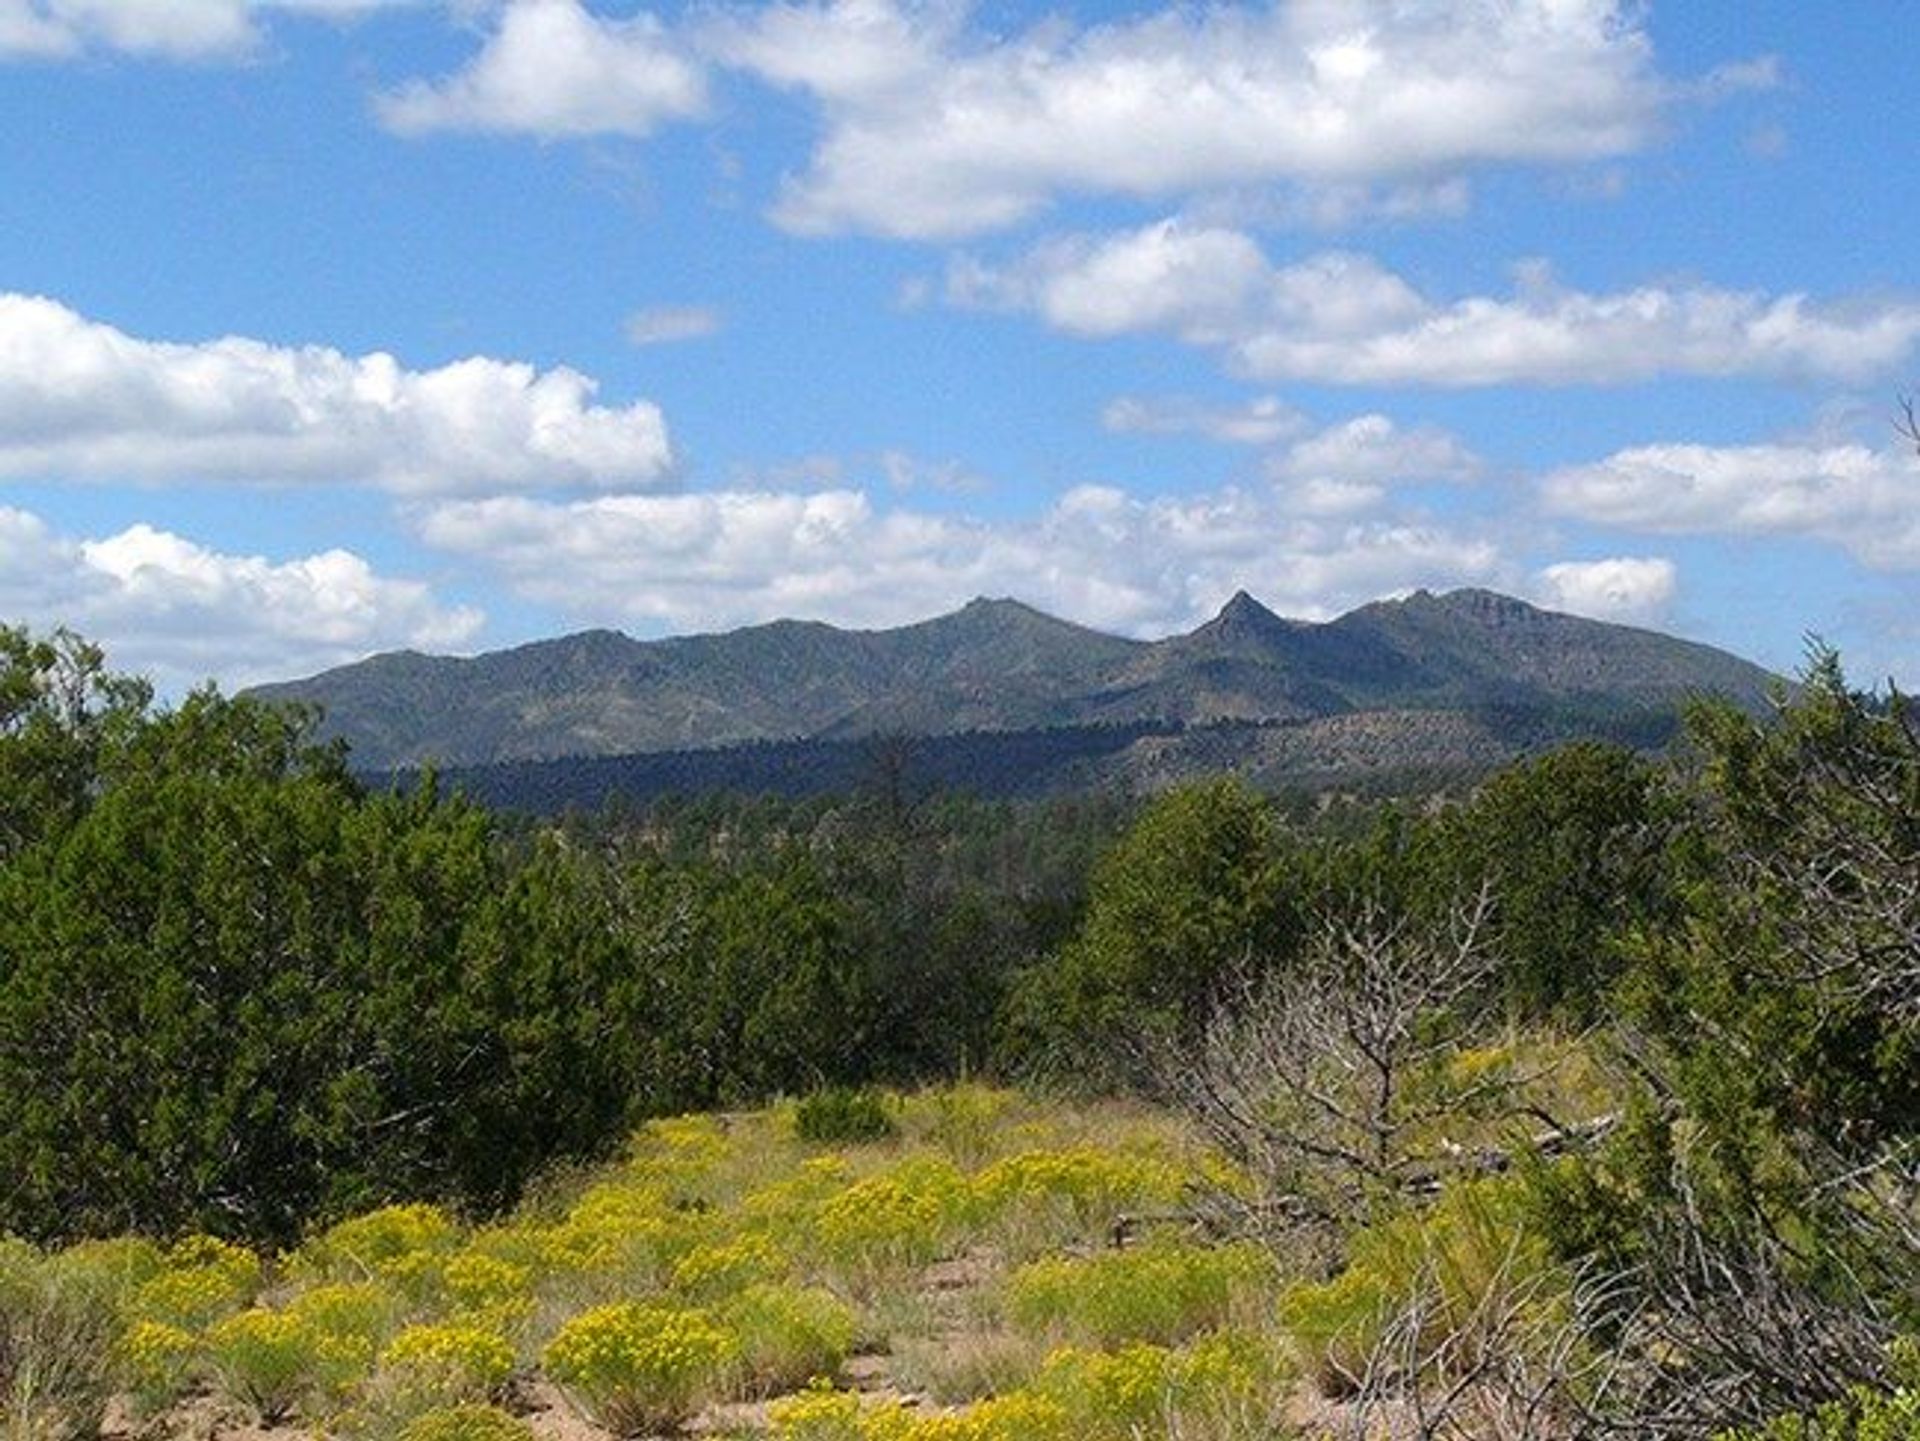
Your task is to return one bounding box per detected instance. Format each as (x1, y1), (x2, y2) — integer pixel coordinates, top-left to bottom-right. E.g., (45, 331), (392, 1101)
(370, 699), (1687, 816)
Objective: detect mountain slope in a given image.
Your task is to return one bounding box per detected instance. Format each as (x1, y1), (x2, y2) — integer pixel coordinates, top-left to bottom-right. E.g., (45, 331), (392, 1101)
(250, 589), (1779, 772)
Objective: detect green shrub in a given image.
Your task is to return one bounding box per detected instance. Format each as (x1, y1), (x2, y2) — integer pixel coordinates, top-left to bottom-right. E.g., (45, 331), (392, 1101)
(796, 1087), (897, 1146)
(1006, 1240), (1269, 1347)
(721, 1282), (858, 1397)
(541, 1302), (738, 1435)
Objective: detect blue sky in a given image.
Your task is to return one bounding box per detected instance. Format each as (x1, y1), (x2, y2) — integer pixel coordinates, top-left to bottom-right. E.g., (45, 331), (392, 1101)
(1, 0), (1916, 694)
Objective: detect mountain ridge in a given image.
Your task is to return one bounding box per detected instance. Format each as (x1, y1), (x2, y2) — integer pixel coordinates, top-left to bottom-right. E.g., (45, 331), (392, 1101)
(249, 588), (1779, 776)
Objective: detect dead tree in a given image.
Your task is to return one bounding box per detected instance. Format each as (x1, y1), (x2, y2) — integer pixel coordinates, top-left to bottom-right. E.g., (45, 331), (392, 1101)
(1152, 886), (1595, 1248)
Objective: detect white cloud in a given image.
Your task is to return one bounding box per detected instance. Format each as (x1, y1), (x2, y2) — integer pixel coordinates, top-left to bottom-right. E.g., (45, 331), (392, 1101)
(378, 0), (706, 138)
(1101, 394), (1304, 446)
(624, 304), (723, 346)
(413, 483), (1504, 638)
(0, 0), (254, 58)
(1542, 440), (1920, 569)
(0, 0), (414, 60)
(1535, 556), (1677, 625)
(712, 0), (1675, 238)
(0, 293), (675, 494)
(1270, 413), (1480, 485)
(954, 223), (1920, 386)
(0, 505), (482, 692)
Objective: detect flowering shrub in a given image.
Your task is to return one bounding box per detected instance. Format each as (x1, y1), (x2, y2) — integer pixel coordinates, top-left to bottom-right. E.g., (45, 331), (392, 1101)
(396, 1403), (537, 1441)
(671, 1233), (788, 1299)
(974, 1148), (1186, 1237)
(50, 1237), (165, 1304)
(541, 1302), (739, 1435)
(129, 1239), (261, 1331)
(872, 1390), (1072, 1441)
(722, 1282), (858, 1396)
(1006, 1240), (1270, 1346)
(205, 1307), (353, 1424)
(1029, 1332), (1273, 1440)
(117, 1319), (199, 1416)
(768, 1377), (866, 1441)
(442, 1252), (532, 1312)
(767, 1337), (1275, 1441)
(897, 1085), (1017, 1167)
(378, 1322), (516, 1410)
(285, 1281), (397, 1349)
(815, 1157), (971, 1275)
(296, 1204), (459, 1286)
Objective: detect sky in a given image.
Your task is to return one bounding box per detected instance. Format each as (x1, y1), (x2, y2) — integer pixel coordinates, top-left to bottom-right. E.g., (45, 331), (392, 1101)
(2, 0), (1917, 695)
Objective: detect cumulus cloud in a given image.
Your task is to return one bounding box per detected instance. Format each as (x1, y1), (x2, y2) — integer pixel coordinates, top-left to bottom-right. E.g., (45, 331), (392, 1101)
(1101, 394), (1305, 446)
(413, 483), (1504, 638)
(1542, 440), (1920, 569)
(707, 0), (1675, 238)
(1535, 556), (1677, 625)
(624, 304), (723, 346)
(0, 0), (254, 58)
(0, 0), (413, 60)
(0, 293), (675, 494)
(0, 505), (482, 692)
(378, 0), (706, 138)
(1270, 413), (1480, 485)
(953, 223), (1920, 386)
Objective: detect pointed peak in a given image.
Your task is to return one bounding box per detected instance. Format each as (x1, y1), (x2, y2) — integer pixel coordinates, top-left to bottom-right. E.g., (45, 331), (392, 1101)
(1216, 589), (1282, 625)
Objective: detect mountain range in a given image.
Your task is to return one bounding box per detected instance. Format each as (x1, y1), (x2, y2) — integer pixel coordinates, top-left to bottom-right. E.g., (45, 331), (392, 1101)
(250, 589), (1779, 805)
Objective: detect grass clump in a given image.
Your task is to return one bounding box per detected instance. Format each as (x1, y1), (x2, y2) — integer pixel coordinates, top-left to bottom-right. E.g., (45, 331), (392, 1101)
(795, 1086), (897, 1146)
(1, 1239), (123, 1441)
(541, 1301), (738, 1435)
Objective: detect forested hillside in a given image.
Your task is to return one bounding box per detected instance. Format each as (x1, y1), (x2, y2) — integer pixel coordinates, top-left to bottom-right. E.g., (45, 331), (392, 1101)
(1, 622), (1913, 1439)
(252, 589), (1777, 773)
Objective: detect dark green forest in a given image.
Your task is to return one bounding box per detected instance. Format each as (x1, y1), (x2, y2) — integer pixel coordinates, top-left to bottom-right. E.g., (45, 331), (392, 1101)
(0, 622), (1915, 1436)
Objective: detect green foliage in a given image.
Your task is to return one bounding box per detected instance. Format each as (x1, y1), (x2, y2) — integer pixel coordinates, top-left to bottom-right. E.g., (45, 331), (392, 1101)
(1000, 779), (1298, 1076)
(795, 1086), (897, 1145)
(1448, 740), (1675, 1018)
(1722, 1341), (1920, 1439)
(0, 623), (152, 864)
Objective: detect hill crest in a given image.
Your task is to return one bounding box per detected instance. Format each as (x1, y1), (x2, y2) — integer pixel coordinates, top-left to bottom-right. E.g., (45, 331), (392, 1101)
(248, 588), (1778, 776)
